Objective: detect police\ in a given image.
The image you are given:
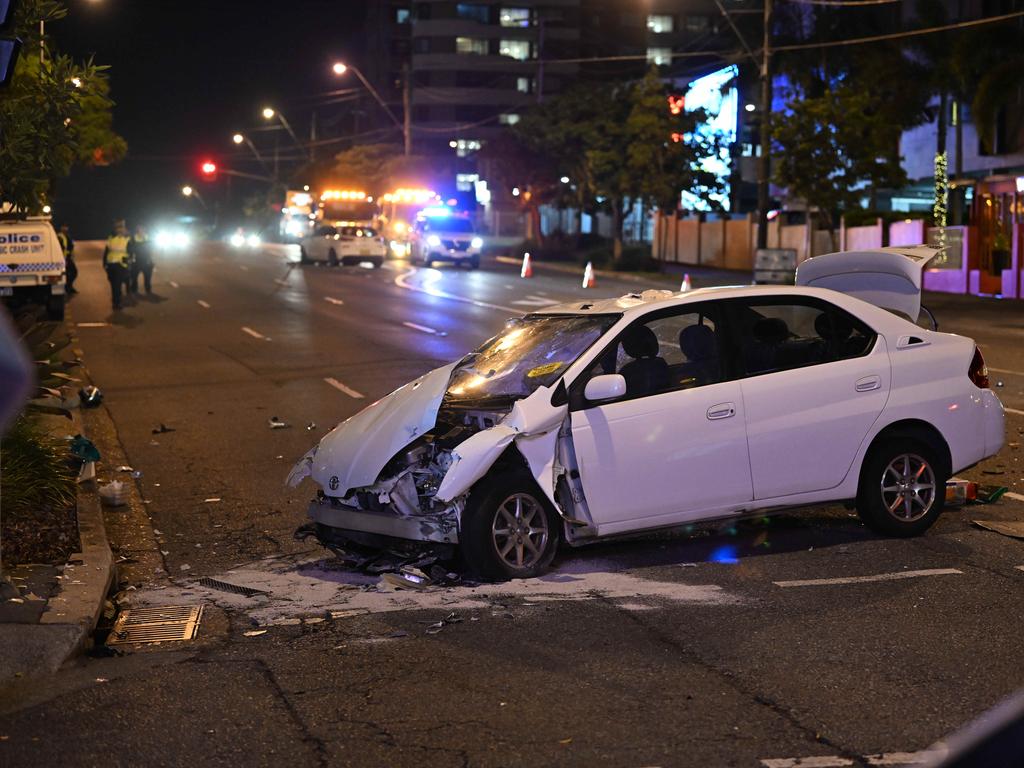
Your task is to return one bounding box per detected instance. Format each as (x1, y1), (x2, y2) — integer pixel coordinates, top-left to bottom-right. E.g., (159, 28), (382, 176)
(102, 220), (132, 310)
(129, 224), (155, 295)
(57, 223), (77, 295)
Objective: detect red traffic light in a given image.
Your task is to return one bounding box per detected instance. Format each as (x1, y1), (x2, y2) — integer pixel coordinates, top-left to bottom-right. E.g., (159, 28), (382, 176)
(200, 160), (218, 180)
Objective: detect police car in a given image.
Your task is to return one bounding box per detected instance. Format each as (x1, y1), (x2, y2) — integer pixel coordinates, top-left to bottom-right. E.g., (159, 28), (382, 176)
(0, 217), (66, 320)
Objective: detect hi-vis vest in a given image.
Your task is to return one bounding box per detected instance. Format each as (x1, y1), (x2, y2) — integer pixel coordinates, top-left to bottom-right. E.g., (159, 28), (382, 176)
(57, 232), (71, 256)
(106, 235), (130, 267)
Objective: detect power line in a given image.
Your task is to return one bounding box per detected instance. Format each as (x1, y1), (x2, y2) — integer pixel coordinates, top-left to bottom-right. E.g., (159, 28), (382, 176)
(771, 9), (1024, 51)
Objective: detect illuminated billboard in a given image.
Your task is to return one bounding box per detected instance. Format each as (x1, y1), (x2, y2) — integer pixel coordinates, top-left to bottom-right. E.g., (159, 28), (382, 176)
(680, 64), (738, 212)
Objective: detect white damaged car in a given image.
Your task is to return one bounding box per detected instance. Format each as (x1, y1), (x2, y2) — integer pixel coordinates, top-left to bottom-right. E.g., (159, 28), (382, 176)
(288, 247), (1004, 580)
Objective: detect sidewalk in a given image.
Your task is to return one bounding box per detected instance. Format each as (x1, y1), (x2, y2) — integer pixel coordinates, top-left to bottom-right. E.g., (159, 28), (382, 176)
(0, 346), (115, 684)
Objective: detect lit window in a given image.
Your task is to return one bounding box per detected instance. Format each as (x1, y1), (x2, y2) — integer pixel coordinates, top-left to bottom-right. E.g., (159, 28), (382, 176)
(500, 7), (532, 27)
(499, 113), (521, 125)
(457, 173), (480, 192)
(516, 76), (534, 93)
(395, 7), (411, 24)
(647, 14), (674, 33)
(647, 47), (672, 66)
(499, 39), (532, 60)
(456, 37), (490, 55)
(456, 3), (489, 23)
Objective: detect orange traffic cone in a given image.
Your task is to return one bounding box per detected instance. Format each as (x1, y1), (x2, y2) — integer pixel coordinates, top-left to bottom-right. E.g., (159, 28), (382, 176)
(582, 261), (596, 288)
(680, 273), (692, 292)
(521, 251), (533, 278)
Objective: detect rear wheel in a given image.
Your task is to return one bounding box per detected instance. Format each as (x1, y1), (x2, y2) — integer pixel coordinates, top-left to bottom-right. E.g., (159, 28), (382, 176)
(371, 258), (383, 269)
(46, 294), (65, 321)
(327, 249), (339, 267)
(857, 438), (945, 537)
(461, 471), (560, 581)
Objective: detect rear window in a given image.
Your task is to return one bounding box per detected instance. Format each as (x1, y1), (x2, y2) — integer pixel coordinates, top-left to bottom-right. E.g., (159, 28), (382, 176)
(340, 226), (377, 237)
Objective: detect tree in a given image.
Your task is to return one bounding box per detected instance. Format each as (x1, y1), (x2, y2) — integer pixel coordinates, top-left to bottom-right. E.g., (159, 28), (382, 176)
(772, 86), (907, 247)
(0, 0), (126, 213)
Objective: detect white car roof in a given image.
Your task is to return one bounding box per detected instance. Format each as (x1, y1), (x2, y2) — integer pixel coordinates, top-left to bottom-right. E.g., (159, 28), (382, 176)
(537, 283), (917, 334)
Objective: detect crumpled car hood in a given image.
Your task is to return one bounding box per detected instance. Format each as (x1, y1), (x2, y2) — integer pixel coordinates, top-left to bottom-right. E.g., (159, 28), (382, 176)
(292, 362), (456, 496)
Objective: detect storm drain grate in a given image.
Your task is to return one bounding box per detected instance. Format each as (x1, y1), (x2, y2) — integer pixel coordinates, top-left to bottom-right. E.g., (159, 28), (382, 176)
(107, 605), (203, 645)
(197, 577), (269, 598)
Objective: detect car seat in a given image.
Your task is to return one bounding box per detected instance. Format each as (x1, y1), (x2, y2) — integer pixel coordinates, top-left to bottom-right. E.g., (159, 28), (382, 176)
(678, 323), (719, 386)
(618, 325), (670, 397)
(747, 316), (789, 373)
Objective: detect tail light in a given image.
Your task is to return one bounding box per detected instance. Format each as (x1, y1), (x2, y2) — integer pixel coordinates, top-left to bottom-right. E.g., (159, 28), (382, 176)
(969, 346), (990, 389)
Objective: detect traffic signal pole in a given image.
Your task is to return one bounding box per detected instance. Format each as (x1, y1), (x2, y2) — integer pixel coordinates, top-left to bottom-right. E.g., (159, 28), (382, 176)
(755, 0), (773, 250)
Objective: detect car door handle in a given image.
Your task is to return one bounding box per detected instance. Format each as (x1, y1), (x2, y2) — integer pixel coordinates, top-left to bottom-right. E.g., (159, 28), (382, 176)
(855, 375), (881, 392)
(707, 402), (736, 420)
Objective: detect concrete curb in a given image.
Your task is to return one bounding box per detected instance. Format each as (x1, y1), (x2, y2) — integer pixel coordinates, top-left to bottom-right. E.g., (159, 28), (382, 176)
(494, 254), (673, 286)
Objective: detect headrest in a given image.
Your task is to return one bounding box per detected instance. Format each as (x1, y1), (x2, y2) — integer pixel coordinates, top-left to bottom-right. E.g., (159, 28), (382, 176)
(679, 324), (716, 360)
(752, 317), (789, 343)
(814, 312), (853, 342)
(621, 325), (660, 359)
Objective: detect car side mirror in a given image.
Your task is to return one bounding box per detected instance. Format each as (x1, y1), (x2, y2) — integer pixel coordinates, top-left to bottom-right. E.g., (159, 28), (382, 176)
(584, 374), (626, 403)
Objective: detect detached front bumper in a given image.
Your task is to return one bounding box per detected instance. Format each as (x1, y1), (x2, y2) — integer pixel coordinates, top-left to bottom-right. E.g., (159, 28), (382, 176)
(308, 496), (460, 545)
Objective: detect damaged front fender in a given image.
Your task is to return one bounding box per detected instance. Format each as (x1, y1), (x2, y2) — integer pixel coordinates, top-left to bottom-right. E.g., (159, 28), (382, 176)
(435, 387), (567, 504)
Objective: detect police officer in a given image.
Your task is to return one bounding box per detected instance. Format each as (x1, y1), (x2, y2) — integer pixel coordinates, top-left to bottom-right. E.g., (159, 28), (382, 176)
(129, 224), (155, 295)
(102, 220), (132, 310)
(57, 223), (77, 294)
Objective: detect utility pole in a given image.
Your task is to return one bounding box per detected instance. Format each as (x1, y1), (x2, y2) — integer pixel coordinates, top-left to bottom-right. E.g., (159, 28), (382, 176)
(310, 110), (318, 164)
(755, 0), (773, 250)
(402, 63), (412, 156)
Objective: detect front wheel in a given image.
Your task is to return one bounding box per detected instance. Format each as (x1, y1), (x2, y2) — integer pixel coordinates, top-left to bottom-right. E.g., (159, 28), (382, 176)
(461, 471), (560, 581)
(857, 438), (946, 537)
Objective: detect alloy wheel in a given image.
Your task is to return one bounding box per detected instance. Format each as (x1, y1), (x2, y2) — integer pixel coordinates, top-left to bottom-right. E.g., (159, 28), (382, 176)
(880, 453), (936, 522)
(491, 493), (550, 570)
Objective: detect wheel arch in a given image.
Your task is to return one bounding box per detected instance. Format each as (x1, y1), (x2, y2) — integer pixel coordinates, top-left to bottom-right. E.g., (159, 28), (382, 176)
(860, 419), (953, 481)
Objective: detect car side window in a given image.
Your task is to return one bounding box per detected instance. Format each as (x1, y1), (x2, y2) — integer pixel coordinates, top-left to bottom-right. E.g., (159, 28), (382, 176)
(315, 226), (335, 237)
(728, 298), (876, 377)
(572, 304), (724, 408)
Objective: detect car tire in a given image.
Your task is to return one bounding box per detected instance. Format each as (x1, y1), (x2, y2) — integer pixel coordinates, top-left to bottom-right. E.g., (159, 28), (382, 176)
(856, 438), (946, 537)
(47, 294), (65, 321)
(328, 249), (339, 267)
(422, 256), (432, 268)
(371, 258), (383, 269)
(461, 470), (560, 581)
(468, 256), (480, 270)
(299, 246), (310, 264)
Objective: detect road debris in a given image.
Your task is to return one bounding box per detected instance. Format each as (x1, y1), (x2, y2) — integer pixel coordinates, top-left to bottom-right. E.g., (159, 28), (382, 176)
(972, 519), (1024, 539)
(423, 611), (463, 634)
(98, 480), (129, 507)
(306, 422), (317, 431)
(152, 423), (175, 434)
(243, 630), (267, 637)
(268, 416), (290, 429)
(204, 497), (222, 503)
(78, 386), (103, 408)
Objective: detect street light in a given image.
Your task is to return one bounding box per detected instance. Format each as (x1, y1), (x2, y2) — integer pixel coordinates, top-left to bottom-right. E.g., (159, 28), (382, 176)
(331, 61), (409, 156)
(261, 106), (310, 160)
(182, 185), (193, 197)
(232, 131), (271, 173)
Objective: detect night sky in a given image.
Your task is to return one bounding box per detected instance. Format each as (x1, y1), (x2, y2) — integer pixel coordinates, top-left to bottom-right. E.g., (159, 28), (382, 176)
(53, 0), (371, 238)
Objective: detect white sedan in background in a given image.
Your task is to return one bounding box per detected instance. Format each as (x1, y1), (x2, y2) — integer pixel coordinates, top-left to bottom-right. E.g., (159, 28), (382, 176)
(299, 225), (386, 268)
(288, 247), (1004, 580)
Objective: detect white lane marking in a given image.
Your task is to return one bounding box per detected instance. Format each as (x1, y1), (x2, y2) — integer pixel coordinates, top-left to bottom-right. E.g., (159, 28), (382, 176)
(239, 265), (249, 271)
(274, 278), (289, 286)
(1004, 407), (1024, 416)
(241, 326), (269, 341)
(76, 322), (109, 328)
(512, 295), (556, 307)
(169, 281), (179, 288)
(402, 321), (448, 336)
(773, 568), (962, 588)
(197, 300), (211, 309)
(762, 752), (942, 768)
(129, 554), (745, 626)
(324, 296), (344, 306)
(394, 267), (519, 314)
(989, 366), (1024, 377)
(324, 377), (364, 399)
(865, 752), (945, 765)
(1005, 491), (1024, 502)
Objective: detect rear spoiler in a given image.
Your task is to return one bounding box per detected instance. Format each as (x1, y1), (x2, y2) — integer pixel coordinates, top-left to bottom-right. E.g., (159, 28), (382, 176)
(795, 245), (940, 322)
